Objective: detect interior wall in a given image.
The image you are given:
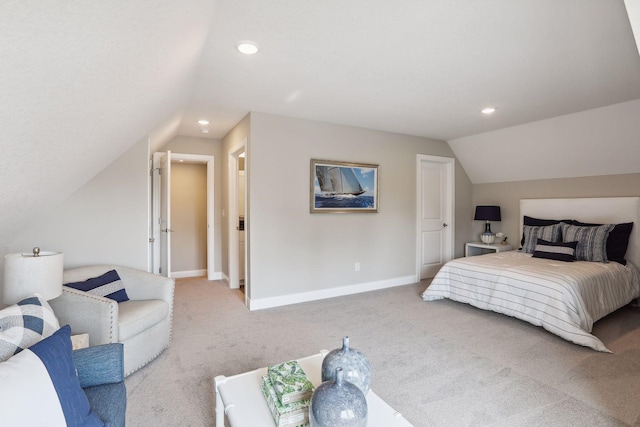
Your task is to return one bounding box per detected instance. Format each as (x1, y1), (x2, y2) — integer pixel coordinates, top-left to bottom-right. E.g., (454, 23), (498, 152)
(159, 135), (223, 275)
(4, 137), (150, 276)
(221, 115), (250, 290)
(170, 162), (207, 273)
(472, 173), (640, 248)
(248, 112), (472, 301)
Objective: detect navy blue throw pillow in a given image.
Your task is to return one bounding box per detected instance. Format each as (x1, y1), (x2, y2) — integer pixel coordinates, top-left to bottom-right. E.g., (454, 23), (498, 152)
(65, 270), (129, 303)
(532, 239), (578, 262)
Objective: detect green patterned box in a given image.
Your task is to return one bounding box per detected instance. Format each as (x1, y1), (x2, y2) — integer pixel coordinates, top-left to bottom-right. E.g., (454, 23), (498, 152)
(261, 375), (309, 427)
(267, 360), (314, 404)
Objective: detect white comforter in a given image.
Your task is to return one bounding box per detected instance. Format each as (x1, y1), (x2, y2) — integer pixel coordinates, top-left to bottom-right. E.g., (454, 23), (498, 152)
(422, 251), (640, 352)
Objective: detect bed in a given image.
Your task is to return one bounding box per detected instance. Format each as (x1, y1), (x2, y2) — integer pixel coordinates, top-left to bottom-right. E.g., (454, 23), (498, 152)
(422, 197), (640, 352)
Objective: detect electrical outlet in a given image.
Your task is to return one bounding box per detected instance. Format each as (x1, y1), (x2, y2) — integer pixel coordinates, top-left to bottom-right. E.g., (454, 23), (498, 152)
(355, 262), (360, 272)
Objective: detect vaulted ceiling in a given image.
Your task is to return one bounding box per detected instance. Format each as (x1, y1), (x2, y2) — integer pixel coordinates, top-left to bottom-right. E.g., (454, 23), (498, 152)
(2, 1), (639, 241)
(182, 0), (640, 142)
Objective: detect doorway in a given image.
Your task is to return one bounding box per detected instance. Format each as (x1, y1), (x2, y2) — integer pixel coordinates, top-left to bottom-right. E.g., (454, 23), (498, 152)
(416, 154), (454, 279)
(150, 152), (215, 279)
(227, 144), (247, 305)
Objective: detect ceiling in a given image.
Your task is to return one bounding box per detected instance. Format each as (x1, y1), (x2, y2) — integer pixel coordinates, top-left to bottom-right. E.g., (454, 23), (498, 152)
(179, 0), (640, 141)
(1, 1), (640, 243)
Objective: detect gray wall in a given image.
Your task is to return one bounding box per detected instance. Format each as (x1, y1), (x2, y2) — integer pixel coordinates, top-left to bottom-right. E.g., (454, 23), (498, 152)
(4, 138), (150, 274)
(247, 113), (472, 300)
(472, 173), (640, 247)
(170, 162), (207, 273)
(221, 114), (251, 290)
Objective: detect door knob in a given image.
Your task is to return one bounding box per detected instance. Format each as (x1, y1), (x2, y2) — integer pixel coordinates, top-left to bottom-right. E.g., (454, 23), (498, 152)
(443, 223), (448, 228)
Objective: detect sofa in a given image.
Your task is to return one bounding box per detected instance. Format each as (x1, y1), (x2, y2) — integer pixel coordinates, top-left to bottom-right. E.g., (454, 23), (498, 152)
(50, 265), (175, 376)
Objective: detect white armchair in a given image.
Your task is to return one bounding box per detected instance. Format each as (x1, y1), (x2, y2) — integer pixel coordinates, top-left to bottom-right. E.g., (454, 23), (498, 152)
(50, 265), (174, 376)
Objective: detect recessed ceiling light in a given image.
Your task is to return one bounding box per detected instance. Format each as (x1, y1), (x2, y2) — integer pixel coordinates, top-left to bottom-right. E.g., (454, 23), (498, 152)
(237, 41), (259, 55)
(198, 119), (209, 125)
(481, 107), (497, 114)
(201, 129), (209, 134)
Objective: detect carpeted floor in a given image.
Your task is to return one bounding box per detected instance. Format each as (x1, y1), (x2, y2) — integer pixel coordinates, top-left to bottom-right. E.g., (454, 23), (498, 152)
(125, 277), (640, 426)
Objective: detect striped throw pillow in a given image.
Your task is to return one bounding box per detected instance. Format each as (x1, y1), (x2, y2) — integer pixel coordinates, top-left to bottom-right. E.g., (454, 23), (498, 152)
(65, 269), (129, 303)
(561, 223), (614, 263)
(532, 239), (578, 262)
(522, 223), (562, 254)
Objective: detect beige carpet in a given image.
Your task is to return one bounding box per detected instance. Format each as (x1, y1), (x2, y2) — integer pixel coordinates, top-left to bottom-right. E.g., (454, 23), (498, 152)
(125, 277), (640, 426)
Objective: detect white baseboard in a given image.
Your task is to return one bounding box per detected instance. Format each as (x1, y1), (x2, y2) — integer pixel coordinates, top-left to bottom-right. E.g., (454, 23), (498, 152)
(171, 269), (217, 279)
(247, 275), (417, 311)
(208, 271), (223, 280)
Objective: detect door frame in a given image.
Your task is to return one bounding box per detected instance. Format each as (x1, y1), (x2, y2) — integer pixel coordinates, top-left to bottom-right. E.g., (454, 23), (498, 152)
(227, 144), (246, 295)
(151, 152), (215, 279)
(415, 154), (455, 281)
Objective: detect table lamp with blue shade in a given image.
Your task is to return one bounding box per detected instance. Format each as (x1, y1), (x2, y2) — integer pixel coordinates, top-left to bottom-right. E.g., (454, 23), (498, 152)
(474, 206), (501, 244)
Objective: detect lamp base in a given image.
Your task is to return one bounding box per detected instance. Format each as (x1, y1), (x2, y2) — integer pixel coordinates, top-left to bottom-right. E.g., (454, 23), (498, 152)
(480, 233), (495, 244)
(480, 221), (495, 244)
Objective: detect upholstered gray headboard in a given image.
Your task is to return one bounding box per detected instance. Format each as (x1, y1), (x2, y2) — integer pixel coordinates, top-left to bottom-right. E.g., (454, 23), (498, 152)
(519, 197), (640, 269)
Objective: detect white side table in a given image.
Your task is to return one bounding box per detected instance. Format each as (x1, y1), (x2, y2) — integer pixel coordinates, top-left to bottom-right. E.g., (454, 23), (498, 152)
(214, 350), (413, 427)
(465, 242), (513, 257)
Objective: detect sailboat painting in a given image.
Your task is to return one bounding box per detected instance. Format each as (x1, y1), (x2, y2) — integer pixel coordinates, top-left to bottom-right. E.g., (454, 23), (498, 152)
(310, 159), (378, 213)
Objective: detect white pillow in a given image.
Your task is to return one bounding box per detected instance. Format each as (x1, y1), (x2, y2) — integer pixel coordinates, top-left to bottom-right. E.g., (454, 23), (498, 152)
(0, 325), (104, 426)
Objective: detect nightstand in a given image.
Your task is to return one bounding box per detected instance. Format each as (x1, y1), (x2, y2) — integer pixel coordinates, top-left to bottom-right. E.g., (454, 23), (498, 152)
(465, 241), (513, 257)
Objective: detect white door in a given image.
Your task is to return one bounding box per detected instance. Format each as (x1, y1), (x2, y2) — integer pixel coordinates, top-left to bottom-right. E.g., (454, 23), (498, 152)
(151, 152), (215, 279)
(160, 151), (172, 278)
(417, 155), (454, 279)
(228, 148), (244, 290)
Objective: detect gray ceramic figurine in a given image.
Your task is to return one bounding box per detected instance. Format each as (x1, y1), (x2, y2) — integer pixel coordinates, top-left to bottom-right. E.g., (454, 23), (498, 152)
(321, 336), (371, 395)
(310, 367), (367, 427)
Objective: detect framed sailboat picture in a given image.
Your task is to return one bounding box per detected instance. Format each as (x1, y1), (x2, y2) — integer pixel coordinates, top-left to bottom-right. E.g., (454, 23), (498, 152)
(310, 159), (379, 213)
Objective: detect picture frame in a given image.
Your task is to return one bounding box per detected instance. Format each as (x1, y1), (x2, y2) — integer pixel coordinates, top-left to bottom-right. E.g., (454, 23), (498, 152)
(310, 159), (379, 213)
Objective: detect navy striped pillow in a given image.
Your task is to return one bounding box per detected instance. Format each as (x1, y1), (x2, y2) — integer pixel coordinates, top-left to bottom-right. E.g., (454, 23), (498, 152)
(65, 270), (129, 302)
(532, 239), (578, 262)
(561, 223), (615, 263)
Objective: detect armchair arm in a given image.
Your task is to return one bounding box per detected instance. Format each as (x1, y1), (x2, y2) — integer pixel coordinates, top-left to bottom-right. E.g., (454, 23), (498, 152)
(49, 287), (118, 346)
(115, 266), (175, 304)
(73, 343), (124, 388)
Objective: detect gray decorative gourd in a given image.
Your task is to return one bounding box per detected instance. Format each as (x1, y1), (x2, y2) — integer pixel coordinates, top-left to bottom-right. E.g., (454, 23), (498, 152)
(309, 367), (367, 427)
(321, 336), (371, 395)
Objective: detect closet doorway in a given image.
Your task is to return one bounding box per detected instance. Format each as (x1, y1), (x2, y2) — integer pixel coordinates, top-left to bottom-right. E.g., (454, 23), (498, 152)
(227, 144), (247, 305)
(416, 154), (454, 279)
(151, 152), (215, 279)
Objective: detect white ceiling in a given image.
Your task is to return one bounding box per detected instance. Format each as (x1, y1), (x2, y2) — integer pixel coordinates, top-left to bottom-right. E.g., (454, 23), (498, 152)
(179, 0), (640, 141)
(2, 1), (640, 242)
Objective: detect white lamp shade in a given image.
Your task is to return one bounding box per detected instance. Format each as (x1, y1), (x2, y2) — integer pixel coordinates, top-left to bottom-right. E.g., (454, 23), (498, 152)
(3, 251), (64, 304)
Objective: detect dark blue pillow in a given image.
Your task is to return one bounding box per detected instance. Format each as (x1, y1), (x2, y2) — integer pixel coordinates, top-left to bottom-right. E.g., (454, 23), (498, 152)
(532, 239), (578, 262)
(65, 270), (129, 303)
(0, 325), (105, 426)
